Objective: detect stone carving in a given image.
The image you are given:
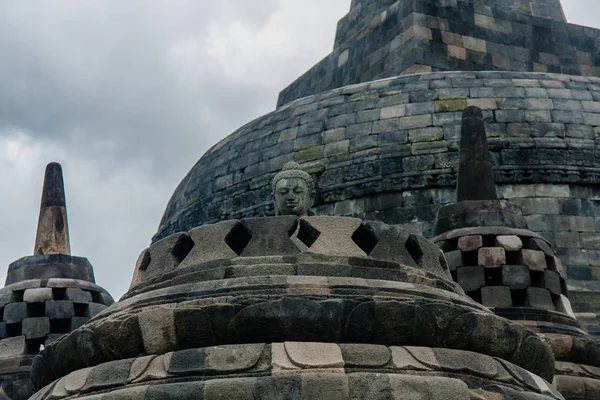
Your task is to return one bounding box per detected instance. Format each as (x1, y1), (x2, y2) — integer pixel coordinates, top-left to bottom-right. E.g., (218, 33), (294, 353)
(272, 161), (315, 217)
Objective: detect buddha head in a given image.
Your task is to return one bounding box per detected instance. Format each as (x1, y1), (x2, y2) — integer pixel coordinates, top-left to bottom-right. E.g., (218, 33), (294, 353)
(272, 161), (315, 217)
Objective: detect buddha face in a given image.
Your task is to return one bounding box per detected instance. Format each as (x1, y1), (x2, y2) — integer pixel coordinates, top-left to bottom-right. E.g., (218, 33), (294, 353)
(274, 177), (312, 216)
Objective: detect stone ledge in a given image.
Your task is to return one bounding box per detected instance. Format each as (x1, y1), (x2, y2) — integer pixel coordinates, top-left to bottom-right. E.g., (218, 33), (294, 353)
(31, 344), (562, 400)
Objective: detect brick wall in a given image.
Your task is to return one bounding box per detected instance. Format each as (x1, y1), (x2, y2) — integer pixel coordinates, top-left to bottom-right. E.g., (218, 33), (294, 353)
(277, 0), (600, 106)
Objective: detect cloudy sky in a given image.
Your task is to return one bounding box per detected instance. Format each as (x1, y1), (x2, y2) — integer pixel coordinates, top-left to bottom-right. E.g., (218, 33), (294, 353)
(0, 1), (596, 300)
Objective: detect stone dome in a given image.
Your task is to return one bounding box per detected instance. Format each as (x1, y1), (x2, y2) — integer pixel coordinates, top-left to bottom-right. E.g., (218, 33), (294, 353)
(156, 70), (600, 243)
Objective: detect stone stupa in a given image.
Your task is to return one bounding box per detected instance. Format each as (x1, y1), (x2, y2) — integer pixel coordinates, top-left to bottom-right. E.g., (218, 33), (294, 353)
(432, 106), (600, 399)
(26, 160), (562, 399)
(0, 163), (114, 400)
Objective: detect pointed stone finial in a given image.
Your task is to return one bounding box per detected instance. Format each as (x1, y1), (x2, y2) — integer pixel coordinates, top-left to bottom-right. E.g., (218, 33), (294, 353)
(456, 106), (498, 202)
(34, 162), (71, 255)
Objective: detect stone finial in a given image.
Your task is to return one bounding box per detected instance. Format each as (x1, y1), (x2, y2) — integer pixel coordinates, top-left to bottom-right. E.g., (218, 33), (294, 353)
(34, 162), (71, 255)
(272, 161), (315, 217)
(456, 106), (498, 202)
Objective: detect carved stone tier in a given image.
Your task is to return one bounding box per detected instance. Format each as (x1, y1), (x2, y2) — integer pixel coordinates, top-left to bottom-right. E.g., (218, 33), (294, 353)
(30, 216), (560, 399)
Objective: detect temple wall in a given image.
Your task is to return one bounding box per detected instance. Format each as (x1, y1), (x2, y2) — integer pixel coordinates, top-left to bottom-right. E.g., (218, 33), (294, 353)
(277, 0), (600, 107)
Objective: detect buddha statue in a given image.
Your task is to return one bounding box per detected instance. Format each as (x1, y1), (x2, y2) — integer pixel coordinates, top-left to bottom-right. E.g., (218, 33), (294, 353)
(272, 161), (315, 217)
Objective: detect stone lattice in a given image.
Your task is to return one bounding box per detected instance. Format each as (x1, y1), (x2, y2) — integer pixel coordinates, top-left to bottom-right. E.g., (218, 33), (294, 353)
(30, 216), (561, 399)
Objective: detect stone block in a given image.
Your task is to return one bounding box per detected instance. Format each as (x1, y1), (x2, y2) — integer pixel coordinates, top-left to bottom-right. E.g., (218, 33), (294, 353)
(399, 114), (432, 130)
(555, 232), (580, 249)
(179, 220), (240, 268)
(481, 286), (513, 308)
(457, 267), (485, 292)
(22, 317), (50, 339)
(144, 232), (194, 280)
(340, 344), (390, 367)
(45, 300), (75, 319)
(241, 217), (300, 257)
(0, 336), (27, 357)
(23, 288), (53, 303)
(457, 235), (483, 252)
(380, 105), (406, 119)
(543, 270), (562, 296)
(445, 250), (463, 272)
(70, 317), (90, 330)
(478, 247), (506, 268)
(526, 287), (555, 310)
(518, 249), (547, 271)
(284, 342), (344, 368)
(65, 288), (93, 303)
(502, 265), (531, 290)
(494, 235), (523, 251)
(302, 217), (366, 257)
(4, 303), (27, 324)
(569, 216), (595, 232)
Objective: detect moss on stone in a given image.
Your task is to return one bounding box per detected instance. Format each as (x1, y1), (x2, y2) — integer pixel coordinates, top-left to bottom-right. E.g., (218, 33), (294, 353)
(435, 99), (467, 113)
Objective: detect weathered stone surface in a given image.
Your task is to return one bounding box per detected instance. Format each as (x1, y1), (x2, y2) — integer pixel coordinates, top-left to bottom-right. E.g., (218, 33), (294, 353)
(241, 216), (300, 257)
(34, 163), (70, 256)
(23, 288), (53, 303)
(495, 235), (523, 251)
(457, 267), (485, 292)
(457, 106), (497, 202)
(519, 249), (548, 271)
(458, 235), (483, 252)
(502, 265), (531, 290)
(478, 247), (506, 268)
(284, 342), (344, 368)
(526, 288), (555, 310)
(301, 217), (366, 257)
(178, 221), (240, 269)
(481, 286), (513, 308)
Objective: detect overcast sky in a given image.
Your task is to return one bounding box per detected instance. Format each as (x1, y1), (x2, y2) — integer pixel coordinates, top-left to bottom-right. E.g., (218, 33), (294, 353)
(0, 1), (596, 300)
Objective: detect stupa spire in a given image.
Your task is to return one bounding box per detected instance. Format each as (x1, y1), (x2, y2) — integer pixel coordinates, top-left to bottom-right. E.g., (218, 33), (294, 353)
(456, 106), (498, 202)
(33, 162), (71, 255)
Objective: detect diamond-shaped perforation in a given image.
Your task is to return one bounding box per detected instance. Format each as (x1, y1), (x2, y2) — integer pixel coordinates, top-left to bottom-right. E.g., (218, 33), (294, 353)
(171, 234), (194, 263)
(405, 234), (424, 266)
(225, 222), (252, 256)
(351, 223), (378, 255)
(297, 219), (320, 248)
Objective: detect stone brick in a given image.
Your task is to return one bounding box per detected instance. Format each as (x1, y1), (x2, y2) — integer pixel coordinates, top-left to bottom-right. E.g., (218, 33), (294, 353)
(22, 317), (50, 339)
(569, 216), (595, 232)
(518, 249), (547, 271)
(457, 267), (485, 292)
(398, 114), (432, 129)
(524, 98), (554, 110)
(478, 247), (506, 268)
(481, 286), (513, 308)
(555, 232), (580, 249)
(495, 110), (526, 123)
(4, 303), (27, 324)
(45, 300), (75, 319)
(405, 102), (434, 116)
(324, 141), (350, 157)
(467, 98), (497, 110)
(543, 270), (562, 295)
(380, 105), (406, 119)
(458, 235), (483, 252)
(526, 287), (555, 310)
(445, 250), (463, 272)
(23, 288), (53, 303)
(323, 128), (346, 144)
(502, 265), (531, 290)
(408, 127), (443, 143)
(494, 235), (523, 251)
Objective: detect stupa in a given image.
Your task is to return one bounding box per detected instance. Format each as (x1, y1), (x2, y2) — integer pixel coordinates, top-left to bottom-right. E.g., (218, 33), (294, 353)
(432, 106), (600, 399)
(28, 160), (561, 399)
(0, 163), (114, 400)
(154, 0), (600, 338)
